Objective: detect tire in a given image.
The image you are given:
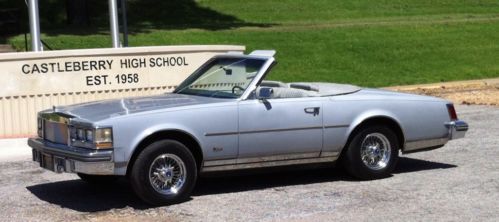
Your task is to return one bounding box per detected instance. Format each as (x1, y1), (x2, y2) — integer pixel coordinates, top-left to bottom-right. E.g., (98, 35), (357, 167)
(130, 139), (197, 206)
(342, 126), (399, 180)
(77, 173), (120, 184)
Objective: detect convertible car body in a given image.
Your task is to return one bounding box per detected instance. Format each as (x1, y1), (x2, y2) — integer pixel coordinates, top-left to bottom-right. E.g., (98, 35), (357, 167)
(28, 50), (468, 205)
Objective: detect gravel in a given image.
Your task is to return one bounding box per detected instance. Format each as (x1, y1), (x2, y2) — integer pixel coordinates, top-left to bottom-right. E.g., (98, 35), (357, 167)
(386, 78), (499, 106)
(0, 105), (497, 222)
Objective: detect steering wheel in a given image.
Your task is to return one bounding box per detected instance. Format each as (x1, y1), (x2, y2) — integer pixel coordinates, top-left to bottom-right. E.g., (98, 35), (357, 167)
(232, 85), (245, 94)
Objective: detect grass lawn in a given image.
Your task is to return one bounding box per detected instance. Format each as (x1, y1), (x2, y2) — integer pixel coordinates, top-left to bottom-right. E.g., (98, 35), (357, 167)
(5, 0), (499, 87)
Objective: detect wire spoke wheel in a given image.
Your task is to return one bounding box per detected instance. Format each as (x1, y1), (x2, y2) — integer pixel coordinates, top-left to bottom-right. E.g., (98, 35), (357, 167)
(342, 125), (399, 180)
(149, 154), (187, 195)
(360, 133), (392, 170)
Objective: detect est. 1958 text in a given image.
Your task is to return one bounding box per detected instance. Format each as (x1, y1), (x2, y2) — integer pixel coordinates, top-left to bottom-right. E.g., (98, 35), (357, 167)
(86, 73), (140, 86)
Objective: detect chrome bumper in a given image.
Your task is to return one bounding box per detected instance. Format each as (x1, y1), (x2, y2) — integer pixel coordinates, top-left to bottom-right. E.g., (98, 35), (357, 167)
(445, 120), (469, 140)
(28, 138), (115, 175)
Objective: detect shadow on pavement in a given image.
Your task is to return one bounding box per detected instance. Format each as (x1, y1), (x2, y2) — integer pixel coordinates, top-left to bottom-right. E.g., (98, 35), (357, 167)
(26, 157), (456, 212)
(393, 157), (457, 174)
(26, 179), (150, 212)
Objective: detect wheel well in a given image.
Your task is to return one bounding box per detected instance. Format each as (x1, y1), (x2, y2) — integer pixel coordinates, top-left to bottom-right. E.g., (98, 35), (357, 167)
(126, 130), (203, 176)
(344, 117), (405, 152)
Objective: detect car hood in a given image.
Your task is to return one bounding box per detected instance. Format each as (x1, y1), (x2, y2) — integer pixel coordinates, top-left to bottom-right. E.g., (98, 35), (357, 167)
(51, 93), (225, 122)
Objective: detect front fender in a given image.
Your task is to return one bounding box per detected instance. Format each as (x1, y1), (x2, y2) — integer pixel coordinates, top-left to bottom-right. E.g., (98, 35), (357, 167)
(127, 123), (202, 161)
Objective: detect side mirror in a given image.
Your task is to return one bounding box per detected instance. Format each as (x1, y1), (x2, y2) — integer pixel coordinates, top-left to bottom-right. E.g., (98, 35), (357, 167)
(257, 87), (273, 100)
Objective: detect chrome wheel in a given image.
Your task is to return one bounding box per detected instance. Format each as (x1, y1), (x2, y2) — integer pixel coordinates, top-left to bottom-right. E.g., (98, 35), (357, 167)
(360, 133), (392, 170)
(149, 154), (187, 195)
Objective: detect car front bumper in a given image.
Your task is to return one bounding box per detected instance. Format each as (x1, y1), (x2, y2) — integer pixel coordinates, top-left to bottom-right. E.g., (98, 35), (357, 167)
(28, 138), (115, 175)
(445, 120), (469, 140)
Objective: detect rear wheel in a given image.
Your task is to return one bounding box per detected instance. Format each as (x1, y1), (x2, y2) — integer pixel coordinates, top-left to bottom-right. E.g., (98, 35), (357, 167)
(130, 139), (197, 205)
(342, 126), (399, 179)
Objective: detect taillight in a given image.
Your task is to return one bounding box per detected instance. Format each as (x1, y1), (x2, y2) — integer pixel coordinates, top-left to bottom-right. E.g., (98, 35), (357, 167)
(446, 104), (458, 121)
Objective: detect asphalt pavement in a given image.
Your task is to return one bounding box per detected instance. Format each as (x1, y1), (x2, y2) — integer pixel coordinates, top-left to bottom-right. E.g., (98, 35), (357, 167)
(0, 105), (497, 222)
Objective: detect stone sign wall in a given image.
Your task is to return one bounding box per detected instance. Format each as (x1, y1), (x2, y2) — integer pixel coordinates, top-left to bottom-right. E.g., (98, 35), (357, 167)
(0, 45), (245, 138)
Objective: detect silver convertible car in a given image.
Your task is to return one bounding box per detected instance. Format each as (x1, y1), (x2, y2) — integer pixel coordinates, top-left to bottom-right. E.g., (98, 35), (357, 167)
(29, 50), (468, 205)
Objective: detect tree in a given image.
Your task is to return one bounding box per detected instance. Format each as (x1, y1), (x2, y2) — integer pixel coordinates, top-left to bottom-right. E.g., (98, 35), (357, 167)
(66, 0), (88, 26)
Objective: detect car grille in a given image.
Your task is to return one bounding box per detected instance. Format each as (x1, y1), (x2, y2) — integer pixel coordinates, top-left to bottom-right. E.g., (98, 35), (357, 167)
(43, 117), (69, 145)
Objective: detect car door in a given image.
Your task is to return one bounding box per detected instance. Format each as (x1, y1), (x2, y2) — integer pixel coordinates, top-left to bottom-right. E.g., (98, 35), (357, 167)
(237, 97), (324, 162)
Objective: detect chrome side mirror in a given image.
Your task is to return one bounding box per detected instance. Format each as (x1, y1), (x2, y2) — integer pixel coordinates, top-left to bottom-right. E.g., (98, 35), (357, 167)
(257, 87), (273, 100)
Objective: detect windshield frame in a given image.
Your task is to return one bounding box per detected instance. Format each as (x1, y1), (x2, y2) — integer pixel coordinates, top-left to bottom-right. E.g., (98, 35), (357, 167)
(173, 55), (273, 100)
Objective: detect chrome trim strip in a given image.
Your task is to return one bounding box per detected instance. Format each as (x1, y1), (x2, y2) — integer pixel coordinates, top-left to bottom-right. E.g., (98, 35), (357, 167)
(320, 151), (340, 157)
(203, 159), (237, 167)
(204, 131), (238, 137)
(203, 152), (322, 166)
(202, 156), (338, 172)
(205, 125), (349, 137)
(404, 138), (448, 152)
(237, 152), (320, 164)
(324, 124), (349, 129)
(40, 112), (73, 124)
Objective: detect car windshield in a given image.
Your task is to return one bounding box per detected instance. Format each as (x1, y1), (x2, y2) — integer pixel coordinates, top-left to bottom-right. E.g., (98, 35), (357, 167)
(174, 57), (266, 98)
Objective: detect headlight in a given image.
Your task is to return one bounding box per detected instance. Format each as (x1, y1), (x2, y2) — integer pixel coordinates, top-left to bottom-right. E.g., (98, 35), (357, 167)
(96, 128), (112, 142)
(85, 129), (94, 142)
(77, 129), (85, 140)
(95, 128), (113, 149)
(70, 126), (113, 149)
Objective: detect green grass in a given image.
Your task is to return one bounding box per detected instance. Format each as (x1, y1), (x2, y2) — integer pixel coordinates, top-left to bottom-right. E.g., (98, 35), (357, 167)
(6, 0), (499, 87)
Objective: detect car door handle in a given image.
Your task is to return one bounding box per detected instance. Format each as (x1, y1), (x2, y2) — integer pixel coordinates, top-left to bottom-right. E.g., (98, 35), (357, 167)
(304, 107), (320, 116)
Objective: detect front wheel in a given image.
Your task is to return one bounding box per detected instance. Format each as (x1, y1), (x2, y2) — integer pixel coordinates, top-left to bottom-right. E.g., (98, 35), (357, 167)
(130, 140), (197, 205)
(342, 126), (399, 180)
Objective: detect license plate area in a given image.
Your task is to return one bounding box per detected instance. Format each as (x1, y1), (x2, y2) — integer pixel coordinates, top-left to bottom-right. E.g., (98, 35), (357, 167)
(54, 156), (67, 173)
(34, 150), (68, 173)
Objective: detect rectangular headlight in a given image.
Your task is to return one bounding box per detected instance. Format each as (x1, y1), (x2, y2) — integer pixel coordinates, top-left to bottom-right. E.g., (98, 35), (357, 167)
(95, 128), (113, 149)
(70, 127), (113, 149)
(85, 129), (94, 142)
(77, 129), (85, 140)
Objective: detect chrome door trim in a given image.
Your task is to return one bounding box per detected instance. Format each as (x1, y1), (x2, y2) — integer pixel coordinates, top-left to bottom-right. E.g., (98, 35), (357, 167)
(320, 151), (340, 157)
(202, 156), (338, 172)
(237, 152), (320, 164)
(324, 124), (349, 129)
(203, 158), (237, 167)
(205, 126), (322, 136)
(204, 131), (239, 137)
(205, 125), (349, 137)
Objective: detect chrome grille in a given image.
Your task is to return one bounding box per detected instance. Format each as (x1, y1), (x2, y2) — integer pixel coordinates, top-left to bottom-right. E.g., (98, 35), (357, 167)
(42, 114), (70, 145)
